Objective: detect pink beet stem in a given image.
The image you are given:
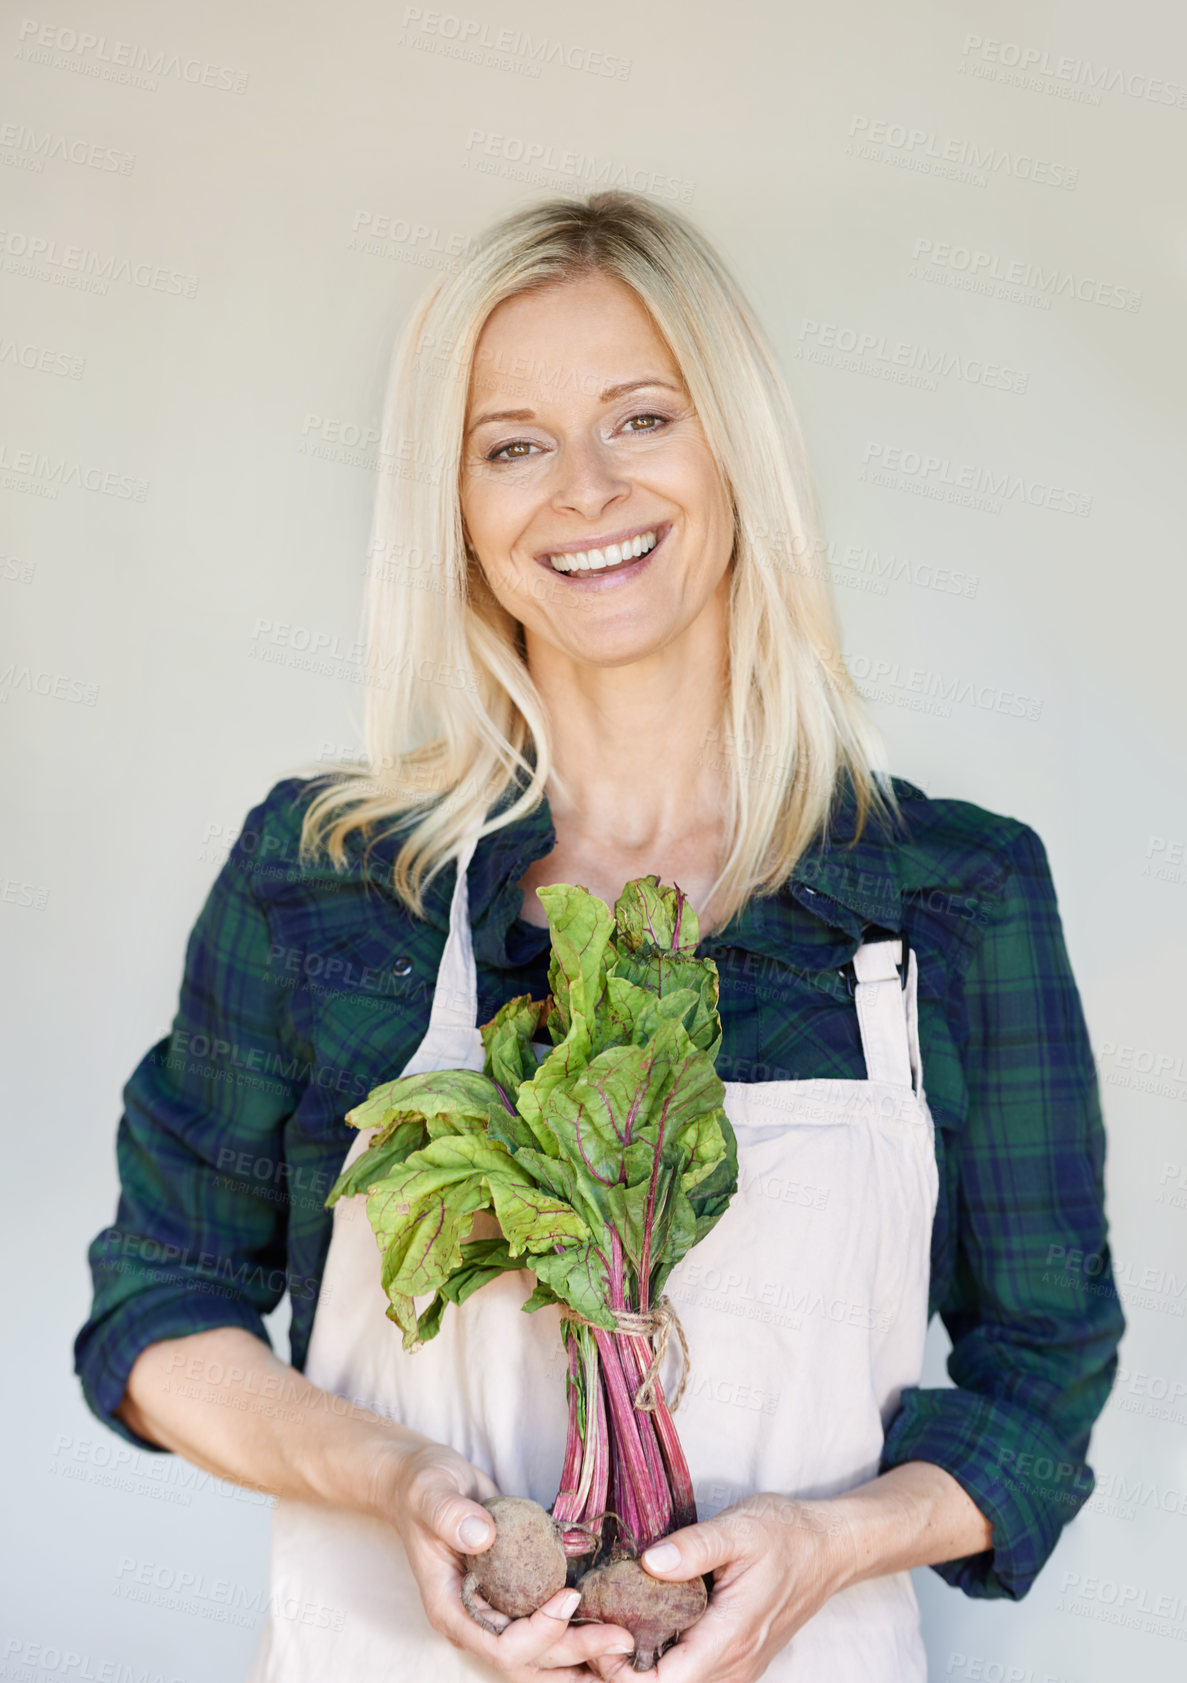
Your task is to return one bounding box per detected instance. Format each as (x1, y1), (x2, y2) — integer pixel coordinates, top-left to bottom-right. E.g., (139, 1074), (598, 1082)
(609, 1234), (670, 1515)
(548, 934), (707, 1559)
(575, 1364), (611, 1551)
(620, 1330), (697, 1530)
(552, 1332), (586, 1529)
(594, 1326), (672, 1548)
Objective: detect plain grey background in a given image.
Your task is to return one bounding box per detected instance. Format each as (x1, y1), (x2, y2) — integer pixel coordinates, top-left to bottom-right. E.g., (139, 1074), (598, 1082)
(4, 1), (1185, 1678)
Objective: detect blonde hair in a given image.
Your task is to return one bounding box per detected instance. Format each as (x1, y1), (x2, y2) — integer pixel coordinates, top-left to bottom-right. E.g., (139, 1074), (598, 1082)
(299, 189), (900, 927)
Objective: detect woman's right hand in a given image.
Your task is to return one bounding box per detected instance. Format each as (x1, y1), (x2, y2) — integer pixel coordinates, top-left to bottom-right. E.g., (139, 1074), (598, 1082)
(117, 1329), (633, 1676)
(387, 1442), (636, 1679)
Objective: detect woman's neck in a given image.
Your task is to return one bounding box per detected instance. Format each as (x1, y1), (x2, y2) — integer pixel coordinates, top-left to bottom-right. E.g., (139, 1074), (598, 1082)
(524, 608), (729, 854)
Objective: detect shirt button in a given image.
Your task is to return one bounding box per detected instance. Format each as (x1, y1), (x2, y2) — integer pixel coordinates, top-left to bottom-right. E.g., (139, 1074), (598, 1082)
(391, 956), (413, 977)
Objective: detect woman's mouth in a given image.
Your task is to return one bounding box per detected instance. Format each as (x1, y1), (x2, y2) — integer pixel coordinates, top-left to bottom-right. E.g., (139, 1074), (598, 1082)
(537, 522), (670, 587)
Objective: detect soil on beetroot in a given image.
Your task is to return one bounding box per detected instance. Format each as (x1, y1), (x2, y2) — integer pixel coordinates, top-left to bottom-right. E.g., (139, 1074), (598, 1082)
(460, 1496), (568, 1627)
(576, 1553), (709, 1672)
(459, 1496), (710, 1669)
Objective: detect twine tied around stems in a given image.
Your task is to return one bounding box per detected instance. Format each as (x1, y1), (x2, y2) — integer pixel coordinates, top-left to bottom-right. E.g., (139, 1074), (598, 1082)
(559, 1295), (690, 1413)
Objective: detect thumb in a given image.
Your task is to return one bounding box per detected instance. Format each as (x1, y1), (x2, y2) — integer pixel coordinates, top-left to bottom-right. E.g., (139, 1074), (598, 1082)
(423, 1485), (496, 1555)
(640, 1515), (749, 1580)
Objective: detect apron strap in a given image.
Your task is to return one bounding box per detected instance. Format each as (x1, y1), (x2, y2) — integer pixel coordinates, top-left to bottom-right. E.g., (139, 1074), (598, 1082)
(425, 827), (484, 1033)
(852, 939), (916, 1089)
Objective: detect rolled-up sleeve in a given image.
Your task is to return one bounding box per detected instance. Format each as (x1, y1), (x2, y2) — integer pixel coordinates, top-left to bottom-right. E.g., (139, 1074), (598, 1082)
(881, 822), (1126, 1598)
(73, 790), (308, 1450)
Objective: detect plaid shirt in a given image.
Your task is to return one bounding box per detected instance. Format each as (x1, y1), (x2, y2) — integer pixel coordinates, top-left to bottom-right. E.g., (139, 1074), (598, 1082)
(74, 771), (1124, 1602)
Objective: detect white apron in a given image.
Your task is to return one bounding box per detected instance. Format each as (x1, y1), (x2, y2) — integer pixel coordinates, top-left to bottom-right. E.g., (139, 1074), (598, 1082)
(247, 830), (938, 1681)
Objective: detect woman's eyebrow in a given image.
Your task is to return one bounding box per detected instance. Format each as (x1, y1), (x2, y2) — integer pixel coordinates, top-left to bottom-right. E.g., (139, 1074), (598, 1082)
(465, 377), (685, 435)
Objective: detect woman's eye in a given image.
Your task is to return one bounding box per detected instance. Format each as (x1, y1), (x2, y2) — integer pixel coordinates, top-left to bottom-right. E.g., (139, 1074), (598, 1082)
(483, 413), (671, 463)
(622, 412), (669, 433)
(487, 439), (539, 463)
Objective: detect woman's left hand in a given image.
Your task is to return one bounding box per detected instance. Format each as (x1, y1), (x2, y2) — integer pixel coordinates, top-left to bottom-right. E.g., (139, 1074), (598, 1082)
(588, 1492), (853, 1683)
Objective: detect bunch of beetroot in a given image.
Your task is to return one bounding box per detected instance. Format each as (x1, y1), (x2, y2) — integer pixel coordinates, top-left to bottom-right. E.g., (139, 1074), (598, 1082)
(327, 874), (737, 1670)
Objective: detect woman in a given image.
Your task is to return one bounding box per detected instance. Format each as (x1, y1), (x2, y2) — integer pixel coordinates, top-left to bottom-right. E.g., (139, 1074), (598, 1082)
(74, 191), (1124, 1681)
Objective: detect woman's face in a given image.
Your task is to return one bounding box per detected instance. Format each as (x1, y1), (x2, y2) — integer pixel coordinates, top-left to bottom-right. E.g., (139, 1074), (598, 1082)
(459, 271), (735, 669)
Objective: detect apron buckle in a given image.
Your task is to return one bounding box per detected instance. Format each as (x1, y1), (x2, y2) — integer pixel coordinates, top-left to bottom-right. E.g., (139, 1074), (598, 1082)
(840, 928), (910, 996)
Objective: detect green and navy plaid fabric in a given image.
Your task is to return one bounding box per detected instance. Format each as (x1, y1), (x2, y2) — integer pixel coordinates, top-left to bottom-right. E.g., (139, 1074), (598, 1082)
(73, 771), (1124, 1602)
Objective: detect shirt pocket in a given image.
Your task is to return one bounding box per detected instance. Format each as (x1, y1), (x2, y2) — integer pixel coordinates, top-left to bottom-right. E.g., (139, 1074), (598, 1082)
(295, 928), (441, 1130)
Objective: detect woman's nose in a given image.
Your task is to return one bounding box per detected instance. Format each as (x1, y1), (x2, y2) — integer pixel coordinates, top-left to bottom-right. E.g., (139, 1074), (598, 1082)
(549, 437), (632, 519)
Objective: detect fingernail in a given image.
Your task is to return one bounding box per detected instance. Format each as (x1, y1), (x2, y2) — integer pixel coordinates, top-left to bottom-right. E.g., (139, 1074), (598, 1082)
(642, 1542), (679, 1571)
(607, 1644), (635, 1654)
(560, 1589), (582, 1617)
(459, 1516), (491, 1548)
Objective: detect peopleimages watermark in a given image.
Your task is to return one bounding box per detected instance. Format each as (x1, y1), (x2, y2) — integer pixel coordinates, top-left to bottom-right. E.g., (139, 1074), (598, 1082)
(461, 128), (694, 201)
(959, 33), (1187, 110)
(247, 617), (479, 695)
(149, 1029), (374, 1106)
(1096, 1036), (1187, 1103)
(0, 335), (85, 377)
(347, 211), (475, 269)
(946, 1655), (1071, 1682)
(1, 873), (49, 909)
(909, 238), (1141, 313)
(1055, 1570), (1187, 1639)
(399, 8), (631, 81)
(297, 414), (446, 481)
(0, 663), (99, 705)
(745, 525), (981, 598)
(1, 550), (36, 583)
(0, 227), (199, 297)
(1114, 1363), (1187, 1426)
(112, 1555), (346, 1632)
(797, 319), (1028, 396)
(0, 440), (147, 500)
(1156, 1164), (1187, 1209)
(0, 119), (135, 174)
(847, 115), (1079, 191)
(1143, 834), (1187, 887)
(2, 1634), (188, 1681)
(14, 17), (249, 93)
(859, 441), (1092, 517)
(96, 1228), (322, 1303)
(1042, 1243), (1183, 1318)
(671, 1257), (896, 1334)
(684, 1369), (780, 1417)
(848, 655), (1043, 723)
(49, 1431), (271, 1511)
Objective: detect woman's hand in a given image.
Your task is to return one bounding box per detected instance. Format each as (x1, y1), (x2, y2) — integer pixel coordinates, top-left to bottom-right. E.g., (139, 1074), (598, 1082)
(588, 1493), (852, 1683)
(585, 1463), (992, 1681)
(388, 1442), (636, 1679)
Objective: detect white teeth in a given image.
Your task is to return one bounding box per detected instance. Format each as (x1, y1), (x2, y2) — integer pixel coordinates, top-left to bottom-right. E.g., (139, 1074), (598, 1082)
(547, 528), (658, 573)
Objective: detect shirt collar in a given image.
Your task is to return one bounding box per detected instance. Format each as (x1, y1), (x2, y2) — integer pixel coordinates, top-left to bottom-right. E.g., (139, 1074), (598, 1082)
(786, 774), (910, 934)
(355, 768), (916, 977)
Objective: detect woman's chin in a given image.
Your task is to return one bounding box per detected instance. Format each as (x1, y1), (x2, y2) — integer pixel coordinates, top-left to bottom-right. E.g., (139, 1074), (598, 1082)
(532, 617), (676, 669)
